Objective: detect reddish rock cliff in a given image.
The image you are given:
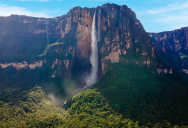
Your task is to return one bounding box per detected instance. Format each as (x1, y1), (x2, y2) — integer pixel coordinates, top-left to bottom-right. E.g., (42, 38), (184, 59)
(0, 3), (155, 86)
(149, 27), (188, 74)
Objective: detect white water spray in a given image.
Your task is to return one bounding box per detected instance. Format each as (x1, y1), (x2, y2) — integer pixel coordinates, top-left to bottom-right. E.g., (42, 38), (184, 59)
(86, 10), (100, 86)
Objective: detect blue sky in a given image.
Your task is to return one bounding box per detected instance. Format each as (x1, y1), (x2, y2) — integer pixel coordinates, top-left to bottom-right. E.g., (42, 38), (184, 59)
(0, 0), (188, 33)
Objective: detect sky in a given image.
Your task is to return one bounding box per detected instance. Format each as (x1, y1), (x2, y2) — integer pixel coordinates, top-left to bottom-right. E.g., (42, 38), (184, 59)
(0, 0), (188, 33)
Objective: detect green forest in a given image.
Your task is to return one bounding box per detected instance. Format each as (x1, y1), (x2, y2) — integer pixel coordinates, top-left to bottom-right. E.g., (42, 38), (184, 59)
(1, 64), (188, 128)
(0, 2), (188, 128)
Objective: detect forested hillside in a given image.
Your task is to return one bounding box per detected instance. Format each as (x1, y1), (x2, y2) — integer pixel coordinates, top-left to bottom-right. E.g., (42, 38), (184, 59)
(1, 64), (188, 128)
(0, 3), (188, 128)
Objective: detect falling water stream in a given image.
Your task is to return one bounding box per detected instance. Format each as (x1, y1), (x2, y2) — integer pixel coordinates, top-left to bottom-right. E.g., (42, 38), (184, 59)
(86, 10), (100, 86)
(86, 11), (97, 86)
(63, 10), (101, 105)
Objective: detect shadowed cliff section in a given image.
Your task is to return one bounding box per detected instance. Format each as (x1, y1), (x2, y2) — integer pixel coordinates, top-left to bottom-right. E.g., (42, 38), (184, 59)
(0, 3), (157, 114)
(148, 27), (188, 74)
(0, 3), (154, 65)
(148, 27), (188, 84)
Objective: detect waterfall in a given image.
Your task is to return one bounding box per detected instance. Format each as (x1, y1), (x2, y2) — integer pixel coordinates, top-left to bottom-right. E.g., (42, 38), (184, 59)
(86, 10), (100, 86)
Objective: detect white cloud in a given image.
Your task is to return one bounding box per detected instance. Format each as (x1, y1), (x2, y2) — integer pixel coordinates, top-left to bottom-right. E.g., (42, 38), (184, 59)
(19, 0), (65, 1)
(76, 0), (126, 1)
(145, 2), (188, 31)
(153, 13), (188, 30)
(19, 0), (51, 2)
(156, 14), (188, 24)
(0, 5), (51, 18)
(148, 2), (188, 14)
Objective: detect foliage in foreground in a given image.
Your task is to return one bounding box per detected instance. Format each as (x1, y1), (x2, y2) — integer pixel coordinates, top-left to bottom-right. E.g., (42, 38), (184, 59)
(0, 87), (68, 128)
(59, 87), (188, 128)
(59, 89), (139, 128)
(1, 64), (188, 128)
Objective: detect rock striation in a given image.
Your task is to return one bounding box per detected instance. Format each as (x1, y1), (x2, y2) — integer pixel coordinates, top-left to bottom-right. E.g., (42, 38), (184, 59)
(0, 3), (155, 86)
(149, 27), (188, 74)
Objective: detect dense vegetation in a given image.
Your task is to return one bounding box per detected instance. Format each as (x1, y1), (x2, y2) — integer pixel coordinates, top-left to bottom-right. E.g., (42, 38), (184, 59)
(91, 64), (188, 127)
(60, 89), (139, 128)
(1, 4), (188, 127)
(0, 86), (139, 128)
(0, 86), (68, 128)
(1, 64), (188, 128)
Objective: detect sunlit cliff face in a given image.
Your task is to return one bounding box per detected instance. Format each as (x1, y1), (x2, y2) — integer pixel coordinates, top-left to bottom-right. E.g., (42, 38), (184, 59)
(0, 4), (156, 83)
(0, 60), (44, 70)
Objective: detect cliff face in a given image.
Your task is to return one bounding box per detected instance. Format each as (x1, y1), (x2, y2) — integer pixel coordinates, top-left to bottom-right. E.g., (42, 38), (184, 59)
(0, 3), (154, 87)
(98, 4), (154, 74)
(149, 27), (188, 75)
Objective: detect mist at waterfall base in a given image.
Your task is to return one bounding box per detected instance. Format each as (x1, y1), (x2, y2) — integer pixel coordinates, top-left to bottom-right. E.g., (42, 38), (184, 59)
(46, 10), (101, 106)
(86, 10), (101, 86)
(40, 79), (80, 107)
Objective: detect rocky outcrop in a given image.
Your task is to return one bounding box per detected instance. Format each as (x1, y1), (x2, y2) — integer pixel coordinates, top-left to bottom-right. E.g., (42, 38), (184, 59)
(98, 4), (154, 74)
(149, 27), (188, 74)
(0, 3), (155, 87)
(0, 60), (44, 70)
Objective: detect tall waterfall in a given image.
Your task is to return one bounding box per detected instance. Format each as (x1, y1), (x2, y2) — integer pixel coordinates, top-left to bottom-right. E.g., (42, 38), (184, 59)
(86, 10), (100, 86)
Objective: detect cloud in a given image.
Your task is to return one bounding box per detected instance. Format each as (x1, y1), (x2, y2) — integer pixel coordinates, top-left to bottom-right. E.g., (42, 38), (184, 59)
(156, 14), (188, 24)
(76, 0), (126, 1)
(145, 2), (188, 31)
(19, 0), (51, 1)
(0, 5), (51, 18)
(19, 0), (65, 1)
(153, 13), (188, 30)
(148, 2), (188, 14)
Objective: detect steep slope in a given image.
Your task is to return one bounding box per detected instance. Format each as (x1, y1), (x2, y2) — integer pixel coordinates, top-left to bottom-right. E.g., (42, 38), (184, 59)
(91, 64), (188, 126)
(79, 64), (188, 127)
(0, 3), (155, 95)
(0, 3), (188, 127)
(148, 27), (188, 75)
(61, 64), (188, 127)
(1, 65), (187, 127)
(61, 89), (139, 128)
